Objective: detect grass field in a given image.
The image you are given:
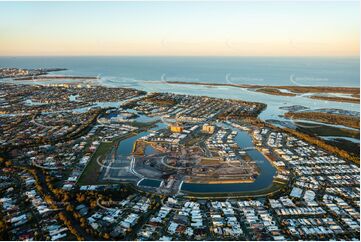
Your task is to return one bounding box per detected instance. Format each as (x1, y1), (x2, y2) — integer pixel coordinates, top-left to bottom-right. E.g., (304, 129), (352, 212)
(295, 122), (359, 138)
(77, 141), (114, 186)
(76, 123), (157, 186)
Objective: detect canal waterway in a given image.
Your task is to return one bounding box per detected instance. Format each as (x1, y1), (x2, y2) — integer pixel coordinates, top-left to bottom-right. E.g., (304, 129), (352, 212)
(180, 123), (277, 193)
(112, 113), (277, 193)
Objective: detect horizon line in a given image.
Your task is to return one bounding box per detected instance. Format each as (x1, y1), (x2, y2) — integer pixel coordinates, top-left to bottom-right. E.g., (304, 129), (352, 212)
(0, 55), (359, 58)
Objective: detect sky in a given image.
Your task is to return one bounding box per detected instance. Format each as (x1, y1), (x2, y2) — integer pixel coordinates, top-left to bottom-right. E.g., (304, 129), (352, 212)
(0, 1), (359, 56)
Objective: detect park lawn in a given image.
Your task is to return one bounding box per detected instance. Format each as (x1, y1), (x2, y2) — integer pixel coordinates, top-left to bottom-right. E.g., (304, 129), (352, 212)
(77, 141), (113, 186)
(76, 132), (137, 185)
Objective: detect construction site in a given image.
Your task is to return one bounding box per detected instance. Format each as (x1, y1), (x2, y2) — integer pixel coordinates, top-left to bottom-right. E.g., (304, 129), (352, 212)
(96, 121), (261, 194)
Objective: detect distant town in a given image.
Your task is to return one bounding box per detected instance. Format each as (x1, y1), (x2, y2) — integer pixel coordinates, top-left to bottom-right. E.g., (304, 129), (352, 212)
(0, 68), (359, 241)
(0, 68), (66, 79)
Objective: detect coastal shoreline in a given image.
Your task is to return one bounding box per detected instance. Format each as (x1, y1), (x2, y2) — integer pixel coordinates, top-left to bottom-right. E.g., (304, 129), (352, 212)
(159, 80), (360, 103)
(14, 75), (98, 80)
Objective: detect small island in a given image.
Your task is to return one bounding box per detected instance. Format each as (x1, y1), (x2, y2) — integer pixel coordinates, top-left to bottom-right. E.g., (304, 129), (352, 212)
(163, 81), (360, 103)
(284, 111), (360, 129)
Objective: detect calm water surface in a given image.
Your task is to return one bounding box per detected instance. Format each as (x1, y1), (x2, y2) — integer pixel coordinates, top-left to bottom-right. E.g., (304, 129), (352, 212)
(181, 124), (277, 193)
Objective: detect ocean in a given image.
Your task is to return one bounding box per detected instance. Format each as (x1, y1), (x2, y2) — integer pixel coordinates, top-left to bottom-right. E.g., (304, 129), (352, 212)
(0, 56), (359, 87)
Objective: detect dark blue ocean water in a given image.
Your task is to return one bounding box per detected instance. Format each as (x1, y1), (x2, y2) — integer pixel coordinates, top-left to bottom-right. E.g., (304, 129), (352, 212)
(0, 56), (359, 87)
